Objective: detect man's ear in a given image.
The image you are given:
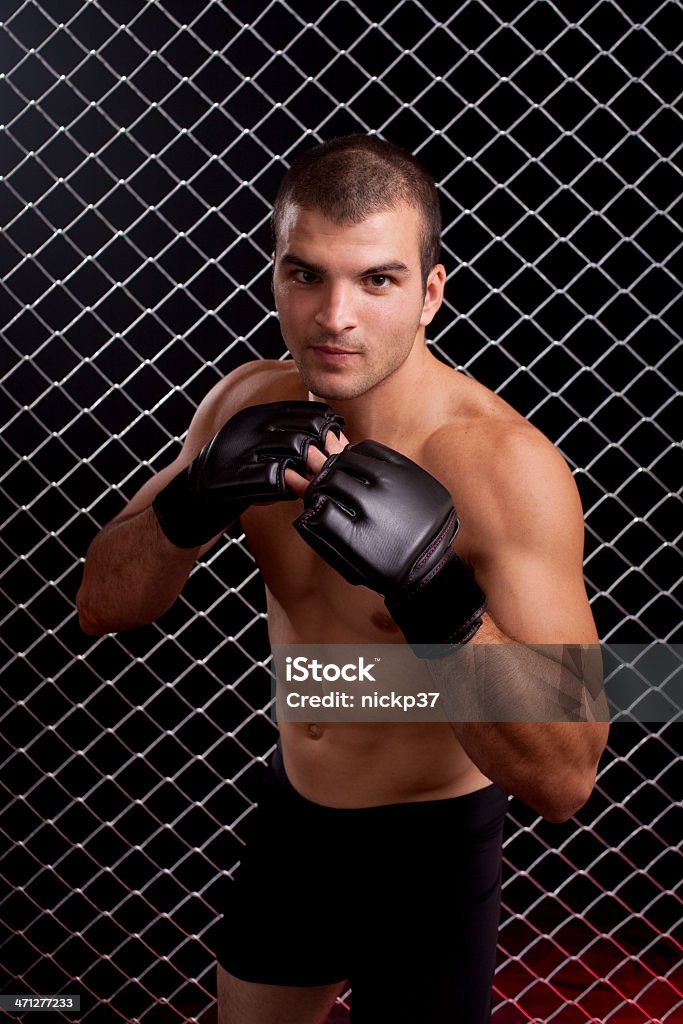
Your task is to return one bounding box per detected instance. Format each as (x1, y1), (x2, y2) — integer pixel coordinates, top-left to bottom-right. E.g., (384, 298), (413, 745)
(420, 264), (446, 328)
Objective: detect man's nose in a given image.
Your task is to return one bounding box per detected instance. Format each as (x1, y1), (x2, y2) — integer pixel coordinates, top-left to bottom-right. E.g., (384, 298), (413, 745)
(314, 283), (357, 334)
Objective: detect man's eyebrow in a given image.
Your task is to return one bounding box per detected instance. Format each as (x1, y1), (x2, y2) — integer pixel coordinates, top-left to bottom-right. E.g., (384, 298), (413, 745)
(360, 261), (410, 277)
(280, 254), (411, 277)
(280, 254), (325, 275)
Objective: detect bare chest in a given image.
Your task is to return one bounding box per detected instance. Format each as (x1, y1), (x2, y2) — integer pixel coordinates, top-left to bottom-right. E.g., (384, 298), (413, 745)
(240, 499), (405, 643)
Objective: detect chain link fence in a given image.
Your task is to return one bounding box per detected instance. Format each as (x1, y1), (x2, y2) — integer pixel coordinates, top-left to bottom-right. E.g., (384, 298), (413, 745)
(1, 1), (681, 1021)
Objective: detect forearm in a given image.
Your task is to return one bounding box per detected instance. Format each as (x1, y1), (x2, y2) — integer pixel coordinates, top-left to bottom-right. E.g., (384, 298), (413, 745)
(454, 718), (607, 822)
(77, 507), (199, 635)
(429, 617), (610, 821)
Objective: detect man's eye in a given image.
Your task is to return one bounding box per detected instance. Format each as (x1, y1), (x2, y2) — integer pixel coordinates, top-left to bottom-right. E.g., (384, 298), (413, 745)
(368, 274), (391, 288)
(294, 270), (317, 284)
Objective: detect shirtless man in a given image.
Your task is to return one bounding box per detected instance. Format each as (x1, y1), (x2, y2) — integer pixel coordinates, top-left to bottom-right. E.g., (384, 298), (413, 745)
(77, 135), (609, 1024)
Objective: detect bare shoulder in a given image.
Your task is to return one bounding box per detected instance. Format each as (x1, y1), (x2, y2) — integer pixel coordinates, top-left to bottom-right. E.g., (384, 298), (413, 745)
(421, 372), (584, 561)
(195, 358), (306, 439)
(416, 368), (596, 645)
(420, 370), (564, 478)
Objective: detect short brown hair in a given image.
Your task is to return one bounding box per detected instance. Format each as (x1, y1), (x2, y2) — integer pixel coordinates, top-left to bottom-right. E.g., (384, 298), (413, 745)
(271, 135), (442, 286)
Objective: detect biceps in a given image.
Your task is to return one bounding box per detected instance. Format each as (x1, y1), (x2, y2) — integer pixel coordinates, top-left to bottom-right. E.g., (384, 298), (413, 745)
(476, 550), (598, 645)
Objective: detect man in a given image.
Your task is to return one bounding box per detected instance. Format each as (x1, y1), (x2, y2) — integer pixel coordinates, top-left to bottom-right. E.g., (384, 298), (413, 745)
(77, 135), (609, 1023)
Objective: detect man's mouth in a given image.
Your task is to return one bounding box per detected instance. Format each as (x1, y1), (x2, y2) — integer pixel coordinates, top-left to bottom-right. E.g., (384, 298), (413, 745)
(310, 346), (360, 363)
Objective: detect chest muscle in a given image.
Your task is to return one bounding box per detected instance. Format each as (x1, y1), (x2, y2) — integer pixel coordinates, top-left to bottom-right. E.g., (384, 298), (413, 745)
(240, 501), (402, 643)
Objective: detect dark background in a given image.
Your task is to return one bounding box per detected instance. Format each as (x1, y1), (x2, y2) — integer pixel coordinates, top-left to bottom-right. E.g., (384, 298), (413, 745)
(1, 2), (681, 1021)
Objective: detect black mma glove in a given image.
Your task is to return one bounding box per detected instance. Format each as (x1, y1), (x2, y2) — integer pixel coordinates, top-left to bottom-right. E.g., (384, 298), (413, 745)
(293, 440), (486, 654)
(153, 401), (344, 548)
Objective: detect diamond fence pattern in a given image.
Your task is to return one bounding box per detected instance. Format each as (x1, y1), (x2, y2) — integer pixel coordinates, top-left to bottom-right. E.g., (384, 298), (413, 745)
(1, 1), (681, 1021)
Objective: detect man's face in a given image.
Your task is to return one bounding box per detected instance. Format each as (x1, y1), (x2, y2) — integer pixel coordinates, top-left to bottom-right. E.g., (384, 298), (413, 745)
(272, 202), (443, 402)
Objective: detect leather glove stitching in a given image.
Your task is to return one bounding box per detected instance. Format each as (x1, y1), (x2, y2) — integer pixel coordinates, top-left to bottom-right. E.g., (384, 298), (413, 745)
(410, 510), (458, 581)
(403, 551), (453, 597)
(296, 495), (328, 530)
(304, 452), (342, 493)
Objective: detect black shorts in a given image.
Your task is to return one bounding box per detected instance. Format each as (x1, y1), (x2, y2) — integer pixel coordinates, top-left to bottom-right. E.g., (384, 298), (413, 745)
(216, 744), (508, 1024)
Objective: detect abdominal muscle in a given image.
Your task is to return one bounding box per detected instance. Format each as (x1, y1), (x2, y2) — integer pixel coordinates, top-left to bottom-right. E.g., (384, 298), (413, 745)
(262, 561), (492, 810)
(278, 721), (492, 809)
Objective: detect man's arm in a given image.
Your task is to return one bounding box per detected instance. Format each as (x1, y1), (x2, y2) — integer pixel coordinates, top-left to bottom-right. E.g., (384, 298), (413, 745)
(428, 428), (609, 822)
(76, 375), (234, 636)
(77, 366), (344, 636)
(432, 622), (608, 822)
(76, 510), (202, 637)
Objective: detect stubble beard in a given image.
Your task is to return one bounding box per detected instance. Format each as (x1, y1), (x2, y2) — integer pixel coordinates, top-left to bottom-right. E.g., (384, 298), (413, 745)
(292, 348), (408, 402)
(290, 318), (424, 402)
(295, 357), (375, 402)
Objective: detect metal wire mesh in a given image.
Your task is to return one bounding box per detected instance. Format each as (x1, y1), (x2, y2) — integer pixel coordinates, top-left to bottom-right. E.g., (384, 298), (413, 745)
(1, 1), (681, 1021)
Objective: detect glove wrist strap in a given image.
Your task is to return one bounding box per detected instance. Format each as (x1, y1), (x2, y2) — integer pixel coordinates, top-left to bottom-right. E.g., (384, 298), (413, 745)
(386, 551), (487, 657)
(152, 470), (240, 549)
